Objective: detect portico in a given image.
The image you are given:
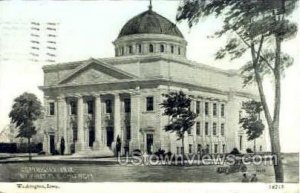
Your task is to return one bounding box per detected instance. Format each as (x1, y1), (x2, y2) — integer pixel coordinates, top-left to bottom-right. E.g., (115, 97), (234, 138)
(44, 90), (141, 156)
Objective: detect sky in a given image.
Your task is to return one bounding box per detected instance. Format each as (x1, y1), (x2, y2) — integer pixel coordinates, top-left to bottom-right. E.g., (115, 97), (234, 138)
(0, 1), (299, 152)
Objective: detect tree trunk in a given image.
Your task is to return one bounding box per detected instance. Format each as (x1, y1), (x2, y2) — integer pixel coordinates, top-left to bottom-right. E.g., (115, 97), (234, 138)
(250, 36), (284, 182)
(28, 138), (32, 162)
(270, 36), (284, 182)
(181, 136), (185, 156)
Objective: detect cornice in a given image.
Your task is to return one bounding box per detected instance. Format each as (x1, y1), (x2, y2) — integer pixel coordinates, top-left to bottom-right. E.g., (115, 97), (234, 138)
(39, 78), (257, 99)
(113, 33), (187, 45)
(42, 55), (239, 77)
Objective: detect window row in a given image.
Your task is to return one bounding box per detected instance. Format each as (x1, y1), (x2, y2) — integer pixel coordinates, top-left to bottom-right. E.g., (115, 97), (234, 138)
(187, 122), (225, 136)
(177, 144), (226, 154)
(48, 96), (155, 116)
(117, 43), (184, 56)
(195, 101), (225, 117)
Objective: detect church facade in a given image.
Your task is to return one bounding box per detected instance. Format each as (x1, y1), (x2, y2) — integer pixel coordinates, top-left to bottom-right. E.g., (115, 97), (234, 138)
(40, 7), (267, 156)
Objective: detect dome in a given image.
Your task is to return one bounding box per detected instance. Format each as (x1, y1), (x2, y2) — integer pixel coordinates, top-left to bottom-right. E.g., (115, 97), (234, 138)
(118, 9), (184, 38)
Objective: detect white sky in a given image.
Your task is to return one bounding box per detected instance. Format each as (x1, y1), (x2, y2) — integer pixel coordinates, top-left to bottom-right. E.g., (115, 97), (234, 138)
(0, 1), (299, 152)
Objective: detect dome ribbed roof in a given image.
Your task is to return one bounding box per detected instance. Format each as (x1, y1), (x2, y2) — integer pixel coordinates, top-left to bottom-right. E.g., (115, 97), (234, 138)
(118, 9), (184, 38)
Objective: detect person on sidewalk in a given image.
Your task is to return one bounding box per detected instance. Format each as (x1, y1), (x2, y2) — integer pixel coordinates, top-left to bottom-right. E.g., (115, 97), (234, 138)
(60, 137), (65, 155)
(250, 173), (258, 182)
(241, 173), (249, 182)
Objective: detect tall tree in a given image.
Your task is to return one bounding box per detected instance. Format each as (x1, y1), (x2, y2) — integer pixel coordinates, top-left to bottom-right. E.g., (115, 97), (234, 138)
(239, 100), (265, 152)
(160, 91), (197, 156)
(176, 0), (298, 182)
(9, 92), (42, 161)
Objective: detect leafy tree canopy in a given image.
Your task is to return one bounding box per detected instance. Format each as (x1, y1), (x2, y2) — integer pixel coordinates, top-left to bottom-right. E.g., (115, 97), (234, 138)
(177, 0), (298, 85)
(239, 100), (265, 141)
(161, 91), (197, 139)
(9, 92), (42, 139)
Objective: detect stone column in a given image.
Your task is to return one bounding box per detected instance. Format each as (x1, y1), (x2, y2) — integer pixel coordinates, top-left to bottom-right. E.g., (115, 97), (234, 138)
(93, 95), (103, 149)
(130, 93), (141, 153)
(76, 95), (85, 151)
(43, 132), (49, 154)
(114, 93), (121, 140)
(57, 96), (69, 154)
(112, 93), (121, 154)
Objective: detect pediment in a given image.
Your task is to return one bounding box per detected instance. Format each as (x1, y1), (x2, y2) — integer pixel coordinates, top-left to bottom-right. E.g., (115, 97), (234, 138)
(58, 58), (136, 85)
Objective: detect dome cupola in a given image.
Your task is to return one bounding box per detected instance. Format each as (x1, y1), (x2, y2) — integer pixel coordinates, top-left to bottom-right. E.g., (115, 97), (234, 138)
(114, 7), (187, 57)
(118, 9), (184, 38)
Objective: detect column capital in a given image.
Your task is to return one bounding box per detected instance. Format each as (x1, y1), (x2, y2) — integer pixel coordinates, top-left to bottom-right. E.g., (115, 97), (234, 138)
(56, 95), (66, 101)
(73, 94), (83, 98)
(113, 92), (121, 97)
(130, 91), (141, 96)
(94, 94), (101, 99)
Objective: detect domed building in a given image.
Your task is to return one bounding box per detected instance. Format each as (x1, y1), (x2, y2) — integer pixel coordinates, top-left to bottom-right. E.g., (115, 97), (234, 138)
(40, 6), (267, 156)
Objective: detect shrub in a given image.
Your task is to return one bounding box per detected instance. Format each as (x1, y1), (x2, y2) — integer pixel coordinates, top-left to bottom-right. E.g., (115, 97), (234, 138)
(230, 148), (241, 155)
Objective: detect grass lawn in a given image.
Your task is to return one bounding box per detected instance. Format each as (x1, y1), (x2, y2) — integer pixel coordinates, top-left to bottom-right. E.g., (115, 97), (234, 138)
(0, 153), (298, 182)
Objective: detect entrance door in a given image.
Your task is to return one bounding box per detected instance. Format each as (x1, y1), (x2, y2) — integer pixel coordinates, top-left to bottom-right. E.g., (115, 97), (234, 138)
(89, 127), (95, 147)
(49, 135), (55, 154)
(146, 134), (153, 154)
(106, 127), (114, 148)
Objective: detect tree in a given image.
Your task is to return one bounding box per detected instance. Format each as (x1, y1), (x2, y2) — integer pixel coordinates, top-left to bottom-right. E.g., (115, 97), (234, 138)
(9, 92), (42, 161)
(160, 91), (197, 156)
(176, 0), (298, 182)
(239, 100), (265, 152)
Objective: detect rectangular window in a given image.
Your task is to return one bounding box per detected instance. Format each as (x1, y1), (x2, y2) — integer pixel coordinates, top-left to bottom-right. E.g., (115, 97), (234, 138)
(214, 144), (218, 154)
(213, 122), (217, 135)
(196, 101), (200, 114)
(49, 102), (55, 115)
(222, 144), (226, 153)
(70, 101), (77, 115)
(205, 102), (209, 116)
(128, 46), (133, 54)
(205, 122), (209, 135)
(206, 144), (210, 154)
(239, 135), (243, 151)
(105, 100), (112, 113)
(221, 104), (225, 117)
(126, 125), (131, 140)
(196, 122), (201, 135)
(189, 144), (193, 154)
(187, 128), (192, 135)
(221, 123), (225, 136)
(197, 144), (202, 153)
(124, 98), (131, 113)
(87, 100), (94, 114)
(146, 97), (154, 111)
(213, 103), (217, 116)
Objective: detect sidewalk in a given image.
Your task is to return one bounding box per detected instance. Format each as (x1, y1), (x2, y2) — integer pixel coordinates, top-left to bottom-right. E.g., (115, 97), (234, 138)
(0, 154), (120, 165)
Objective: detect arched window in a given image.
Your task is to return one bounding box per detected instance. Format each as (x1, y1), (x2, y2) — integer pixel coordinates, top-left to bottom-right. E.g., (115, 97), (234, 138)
(149, 44), (154, 53)
(178, 47), (181, 55)
(171, 45), (174, 53)
(138, 44), (142, 53)
(160, 44), (164, 53)
(128, 45), (133, 54)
